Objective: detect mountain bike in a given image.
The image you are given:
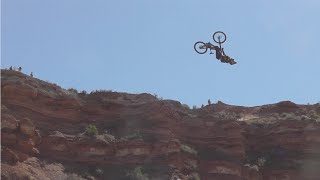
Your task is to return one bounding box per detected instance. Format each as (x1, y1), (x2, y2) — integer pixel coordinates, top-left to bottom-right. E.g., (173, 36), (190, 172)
(194, 31), (226, 54)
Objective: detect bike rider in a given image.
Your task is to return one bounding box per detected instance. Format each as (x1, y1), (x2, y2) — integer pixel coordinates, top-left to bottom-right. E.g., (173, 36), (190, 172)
(211, 45), (237, 65)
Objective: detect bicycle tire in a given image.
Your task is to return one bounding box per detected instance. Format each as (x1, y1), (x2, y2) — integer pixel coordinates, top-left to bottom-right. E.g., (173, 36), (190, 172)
(213, 31), (227, 44)
(194, 41), (208, 54)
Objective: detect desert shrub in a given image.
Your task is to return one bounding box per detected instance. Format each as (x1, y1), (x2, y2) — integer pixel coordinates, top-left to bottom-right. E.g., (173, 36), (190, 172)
(85, 124), (98, 137)
(216, 111), (239, 120)
(279, 113), (301, 121)
(126, 166), (149, 180)
(308, 110), (320, 119)
(67, 88), (78, 94)
(103, 133), (116, 141)
(246, 115), (283, 129)
(95, 168), (104, 176)
(38, 88), (57, 98)
(80, 90), (87, 95)
(257, 157), (266, 167)
(181, 144), (197, 155)
(63, 88), (78, 98)
(96, 89), (113, 93)
(244, 155), (265, 171)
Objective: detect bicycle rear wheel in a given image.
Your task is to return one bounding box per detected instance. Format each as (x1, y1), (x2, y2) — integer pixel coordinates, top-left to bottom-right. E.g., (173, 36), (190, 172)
(194, 41), (208, 54)
(213, 31), (227, 44)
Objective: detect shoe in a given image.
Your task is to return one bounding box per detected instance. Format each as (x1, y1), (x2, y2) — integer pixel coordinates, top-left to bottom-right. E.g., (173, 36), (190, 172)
(229, 59), (236, 65)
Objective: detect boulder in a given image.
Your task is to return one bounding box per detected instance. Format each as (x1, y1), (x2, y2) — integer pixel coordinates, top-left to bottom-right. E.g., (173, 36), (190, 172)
(19, 118), (36, 136)
(1, 114), (18, 131)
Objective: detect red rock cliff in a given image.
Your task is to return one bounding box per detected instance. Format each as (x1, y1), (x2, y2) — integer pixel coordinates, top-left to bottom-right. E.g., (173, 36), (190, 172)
(1, 69), (320, 180)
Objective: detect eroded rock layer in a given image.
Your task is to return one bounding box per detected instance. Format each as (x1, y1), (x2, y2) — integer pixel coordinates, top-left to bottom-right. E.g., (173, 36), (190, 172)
(1, 70), (320, 180)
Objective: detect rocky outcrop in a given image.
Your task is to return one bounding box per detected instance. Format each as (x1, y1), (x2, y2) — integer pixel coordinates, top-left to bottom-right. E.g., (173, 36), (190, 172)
(1, 114), (18, 130)
(1, 69), (320, 180)
(1, 109), (42, 163)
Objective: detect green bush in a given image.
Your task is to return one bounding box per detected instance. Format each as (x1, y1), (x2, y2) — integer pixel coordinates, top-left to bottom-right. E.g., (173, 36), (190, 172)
(85, 124), (98, 137)
(67, 88), (78, 94)
(80, 90), (87, 94)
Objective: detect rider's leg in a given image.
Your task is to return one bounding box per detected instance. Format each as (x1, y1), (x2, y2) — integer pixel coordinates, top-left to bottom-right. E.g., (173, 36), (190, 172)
(221, 56), (228, 63)
(221, 48), (226, 56)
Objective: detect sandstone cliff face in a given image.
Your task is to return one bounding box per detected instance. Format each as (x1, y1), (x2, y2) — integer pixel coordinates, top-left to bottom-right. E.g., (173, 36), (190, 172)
(1, 69), (320, 180)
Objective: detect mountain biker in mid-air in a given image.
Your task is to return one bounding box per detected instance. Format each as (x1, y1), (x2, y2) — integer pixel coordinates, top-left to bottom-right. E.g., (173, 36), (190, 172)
(194, 31), (237, 65)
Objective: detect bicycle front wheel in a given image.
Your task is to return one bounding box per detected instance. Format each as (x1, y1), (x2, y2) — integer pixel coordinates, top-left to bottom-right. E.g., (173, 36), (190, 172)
(194, 41), (208, 54)
(213, 31), (227, 44)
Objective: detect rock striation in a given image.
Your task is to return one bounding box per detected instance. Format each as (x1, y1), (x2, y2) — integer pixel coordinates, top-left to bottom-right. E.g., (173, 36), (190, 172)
(1, 69), (320, 180)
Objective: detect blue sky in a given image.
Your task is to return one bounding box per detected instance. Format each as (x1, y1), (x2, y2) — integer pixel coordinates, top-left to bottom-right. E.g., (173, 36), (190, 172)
(2, 0), (320, 107)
